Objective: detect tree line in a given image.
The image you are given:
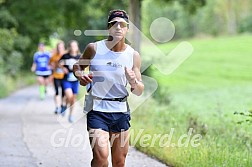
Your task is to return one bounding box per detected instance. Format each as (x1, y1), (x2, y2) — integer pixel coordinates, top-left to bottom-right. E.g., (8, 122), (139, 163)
(0, 0), (251, 78)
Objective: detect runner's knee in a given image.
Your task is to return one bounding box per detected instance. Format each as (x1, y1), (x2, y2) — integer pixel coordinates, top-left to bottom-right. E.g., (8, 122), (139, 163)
(112, 156), (126, 167)
(92, 149), (109, 165)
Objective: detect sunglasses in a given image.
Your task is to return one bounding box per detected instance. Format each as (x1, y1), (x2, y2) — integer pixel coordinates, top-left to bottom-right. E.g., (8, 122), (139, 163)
(108, 21), (129, 29)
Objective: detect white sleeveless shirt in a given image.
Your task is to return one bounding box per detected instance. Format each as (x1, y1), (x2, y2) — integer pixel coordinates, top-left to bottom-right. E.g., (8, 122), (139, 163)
(89, 40), (134, 112)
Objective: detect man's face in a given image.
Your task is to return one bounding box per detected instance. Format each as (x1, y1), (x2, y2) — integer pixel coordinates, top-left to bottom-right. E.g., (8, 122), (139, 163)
(38, 44), (45, 52)
(108, 17), (129, 41)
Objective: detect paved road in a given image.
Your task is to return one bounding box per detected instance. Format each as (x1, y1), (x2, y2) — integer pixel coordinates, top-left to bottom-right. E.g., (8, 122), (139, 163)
(0, 85), (167, 167)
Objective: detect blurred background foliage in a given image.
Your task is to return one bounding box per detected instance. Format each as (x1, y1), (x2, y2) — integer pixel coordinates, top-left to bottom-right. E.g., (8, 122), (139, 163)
(0, 0), (251, 77)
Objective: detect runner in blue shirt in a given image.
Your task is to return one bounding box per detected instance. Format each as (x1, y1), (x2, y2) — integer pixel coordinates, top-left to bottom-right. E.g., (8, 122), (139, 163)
(31, 43), (52, 100)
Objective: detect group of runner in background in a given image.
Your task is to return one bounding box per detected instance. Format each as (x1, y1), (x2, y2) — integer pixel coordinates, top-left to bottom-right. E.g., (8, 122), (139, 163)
(31, 40), (81, 123)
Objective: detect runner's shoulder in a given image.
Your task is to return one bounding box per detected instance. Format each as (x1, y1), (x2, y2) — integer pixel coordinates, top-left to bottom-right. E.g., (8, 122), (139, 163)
(83, 43), (96, 59)
(61, 53), (70, 59)
(86, 43), (96, 52)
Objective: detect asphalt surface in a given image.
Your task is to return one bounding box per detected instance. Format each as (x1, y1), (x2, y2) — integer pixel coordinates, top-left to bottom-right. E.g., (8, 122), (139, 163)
(0, 85), (167, 167)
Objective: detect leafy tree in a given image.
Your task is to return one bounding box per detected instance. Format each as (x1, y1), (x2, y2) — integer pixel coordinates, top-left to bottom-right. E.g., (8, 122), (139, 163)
(239, 14), (252, 33)
(129, 0), (206, 53)
(0, 2), (30, 76)
(156, 0), (206, 14)
(128, 0), (142, 52)
(1, 0), (129, 71)
(175, 0), (206, 14)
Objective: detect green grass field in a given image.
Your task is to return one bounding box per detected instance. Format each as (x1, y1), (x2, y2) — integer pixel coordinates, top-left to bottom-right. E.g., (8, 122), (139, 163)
(130, 35), (252, 166)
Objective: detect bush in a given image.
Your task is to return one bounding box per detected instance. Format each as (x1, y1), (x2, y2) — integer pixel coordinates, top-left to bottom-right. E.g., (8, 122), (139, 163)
(0, 28), (30, 77)
(239, 14), (252, 33)
(0, 72), (35, 98)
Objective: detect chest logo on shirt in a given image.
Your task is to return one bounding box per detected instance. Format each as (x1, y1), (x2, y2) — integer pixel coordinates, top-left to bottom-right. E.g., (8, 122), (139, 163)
(106, 62), (122, 68)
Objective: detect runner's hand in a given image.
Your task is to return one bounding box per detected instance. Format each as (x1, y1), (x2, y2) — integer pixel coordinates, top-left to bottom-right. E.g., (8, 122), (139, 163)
(125, 67), (136, 86)
(63, 67), (69, 74)
(78, 73), (93, 86)
(31, 66), (35, 72)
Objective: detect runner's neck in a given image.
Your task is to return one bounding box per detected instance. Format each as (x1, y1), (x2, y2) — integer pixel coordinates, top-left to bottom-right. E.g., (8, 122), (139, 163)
(105, 39), (126, 52)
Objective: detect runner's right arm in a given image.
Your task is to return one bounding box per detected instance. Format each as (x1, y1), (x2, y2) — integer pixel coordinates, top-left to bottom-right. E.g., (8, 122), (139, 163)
(73, 43), (96, 86)
(31, 53), (37, 72)
(31, 63), (36, 72)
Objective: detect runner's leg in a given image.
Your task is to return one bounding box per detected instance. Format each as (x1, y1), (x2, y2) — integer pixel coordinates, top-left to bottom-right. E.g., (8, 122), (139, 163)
(110, 130), (129, 167)
(64, 88), (74, 122)
(37, 76), (45, 100)
(89, 128), (109, 167)
(54, 78), (61, 114)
